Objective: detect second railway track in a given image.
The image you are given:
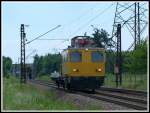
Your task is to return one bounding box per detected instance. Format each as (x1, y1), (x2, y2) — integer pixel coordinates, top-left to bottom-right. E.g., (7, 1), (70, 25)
(29, 79), (147, 110)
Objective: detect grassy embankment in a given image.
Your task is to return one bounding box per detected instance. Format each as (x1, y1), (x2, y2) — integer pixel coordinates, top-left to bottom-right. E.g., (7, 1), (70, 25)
(3, 76), (103, 110)
(3, 76), (76, 110)
(104, 73), (147, 91)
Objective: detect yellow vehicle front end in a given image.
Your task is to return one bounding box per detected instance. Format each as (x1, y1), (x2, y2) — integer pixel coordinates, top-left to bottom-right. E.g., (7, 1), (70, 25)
(61, 48), (106, 91)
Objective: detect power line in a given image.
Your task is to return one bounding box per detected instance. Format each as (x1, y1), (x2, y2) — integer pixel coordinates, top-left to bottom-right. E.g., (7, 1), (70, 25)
(63, 4), (98, 27)
(60, 4), (102, 34)
(26, 49), (37, 59)
(28, 3), (113, 52)
(57, 4), (114, 51)
(26, 25), (61, 44)
(53, 4), (103, 44)
(37, 38), (69, 41)
(36, 38), (70, 49)
(68, 3), (114, 39)
(112, 2), (148, 51)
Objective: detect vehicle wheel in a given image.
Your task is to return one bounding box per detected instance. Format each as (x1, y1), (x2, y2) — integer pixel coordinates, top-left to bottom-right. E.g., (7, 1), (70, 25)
(57, 83), (60, 88)
(91, 89), (95, 93)
(67, 83), (70, 90)
(63, 83), (65, 89)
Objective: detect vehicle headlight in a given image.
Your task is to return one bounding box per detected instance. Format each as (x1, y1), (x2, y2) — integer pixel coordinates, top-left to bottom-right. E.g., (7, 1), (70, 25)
(73, 69), (78, 72)
(85, 48), (88, 51)
(97, 68), (102, 72)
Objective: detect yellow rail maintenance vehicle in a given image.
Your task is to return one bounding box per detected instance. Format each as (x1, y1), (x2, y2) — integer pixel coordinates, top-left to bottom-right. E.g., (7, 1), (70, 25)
(56, 36), (106, 92)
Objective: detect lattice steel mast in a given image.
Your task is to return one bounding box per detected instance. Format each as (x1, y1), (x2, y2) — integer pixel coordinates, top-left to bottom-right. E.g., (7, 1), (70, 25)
(112, 2), (148, 51)
(111, 2), (148, 86)
(20, 24), (26, 83)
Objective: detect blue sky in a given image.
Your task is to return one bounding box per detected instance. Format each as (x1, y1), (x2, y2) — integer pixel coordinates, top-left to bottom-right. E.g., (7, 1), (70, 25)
(2, 1), (148, 63)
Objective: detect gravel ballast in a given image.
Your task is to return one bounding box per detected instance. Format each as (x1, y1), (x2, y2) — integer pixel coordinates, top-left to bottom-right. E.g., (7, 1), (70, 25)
(28, 81), (134, 111)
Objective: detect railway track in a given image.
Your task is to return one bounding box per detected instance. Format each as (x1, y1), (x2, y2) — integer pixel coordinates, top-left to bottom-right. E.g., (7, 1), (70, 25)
(29, 79), (147, 110)
(99, 87), (147, 96)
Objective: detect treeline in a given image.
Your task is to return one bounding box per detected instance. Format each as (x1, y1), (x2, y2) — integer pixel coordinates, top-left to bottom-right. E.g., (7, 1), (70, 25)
(106, 39), (147, 74)
(33, 53), (62, 77)
(3, 27), (147, 78)
(2, 39), (147, 78)
(90, 27), (147, 74)
(3, 56), (12, 78)
(32, 38), (147, 77)
(122, 39), (147, 74)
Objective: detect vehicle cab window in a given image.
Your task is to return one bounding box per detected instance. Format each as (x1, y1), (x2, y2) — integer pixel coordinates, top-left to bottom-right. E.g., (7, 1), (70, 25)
(91, 51), (104, 62)
(70, 52), (82, 62)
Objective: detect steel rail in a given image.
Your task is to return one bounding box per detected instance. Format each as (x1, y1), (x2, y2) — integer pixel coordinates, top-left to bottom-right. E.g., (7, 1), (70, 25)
(29, 79), (147, 110)
(99, 87), (147, 96)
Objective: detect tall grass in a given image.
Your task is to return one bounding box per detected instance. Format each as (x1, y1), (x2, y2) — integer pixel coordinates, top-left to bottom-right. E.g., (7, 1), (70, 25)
(37, 75), (52, 81)
(104, 73), (147, 91)
(3, 76), (76, 110)
(3, 76), (103, 110)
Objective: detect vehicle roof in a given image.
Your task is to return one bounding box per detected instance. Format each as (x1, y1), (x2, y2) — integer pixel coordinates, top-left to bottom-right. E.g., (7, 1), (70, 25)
(62, 47), (105, 52)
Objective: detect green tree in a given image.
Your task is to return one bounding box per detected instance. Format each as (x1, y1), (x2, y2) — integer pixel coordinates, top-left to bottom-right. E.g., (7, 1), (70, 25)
(33, 54), (40, 77)
(91, 28), (113, 48)
(33, 53), (62, 78)
(3, 56), (12, 78)
(90, 27), (115, 74)
(123, 39), (147, 74)
(105, 50), (115, 73)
